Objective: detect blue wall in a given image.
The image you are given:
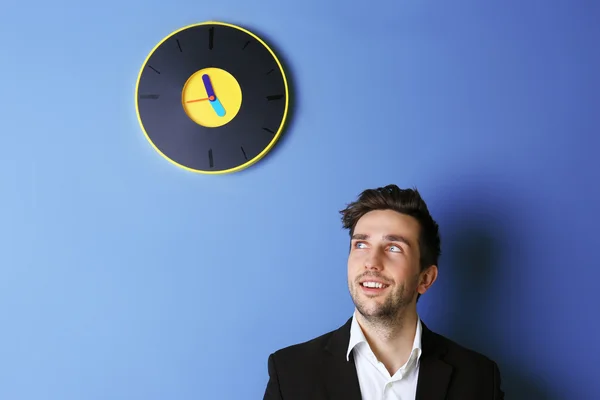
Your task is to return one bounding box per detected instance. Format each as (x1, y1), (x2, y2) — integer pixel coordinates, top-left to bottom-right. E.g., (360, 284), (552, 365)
(1, 1), (598, 399)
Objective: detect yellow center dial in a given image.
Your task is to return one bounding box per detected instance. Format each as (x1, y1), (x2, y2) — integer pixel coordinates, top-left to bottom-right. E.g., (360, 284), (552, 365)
(181, 67), (243, 128)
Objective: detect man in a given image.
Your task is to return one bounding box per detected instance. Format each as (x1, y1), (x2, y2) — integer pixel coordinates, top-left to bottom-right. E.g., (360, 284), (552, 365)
(263, 185), (504, 399)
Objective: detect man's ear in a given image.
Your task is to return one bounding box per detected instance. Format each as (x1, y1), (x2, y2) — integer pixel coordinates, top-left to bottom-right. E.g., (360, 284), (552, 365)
(417, 265), (438, 295)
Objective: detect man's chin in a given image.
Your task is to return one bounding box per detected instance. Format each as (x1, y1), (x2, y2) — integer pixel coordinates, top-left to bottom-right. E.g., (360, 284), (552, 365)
(354, 302), (389, 318)
(353, 298), (411, 321)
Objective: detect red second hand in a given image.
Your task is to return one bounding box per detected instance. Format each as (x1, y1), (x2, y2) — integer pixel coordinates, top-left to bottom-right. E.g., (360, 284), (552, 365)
(186, 95), (215, 103)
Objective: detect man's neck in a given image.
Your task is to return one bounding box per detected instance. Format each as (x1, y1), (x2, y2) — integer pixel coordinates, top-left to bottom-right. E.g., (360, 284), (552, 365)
(355, 308), (419, 376)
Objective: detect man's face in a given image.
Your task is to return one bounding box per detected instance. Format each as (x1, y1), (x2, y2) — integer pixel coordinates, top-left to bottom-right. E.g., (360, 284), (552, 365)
(347, 209), (431, 323)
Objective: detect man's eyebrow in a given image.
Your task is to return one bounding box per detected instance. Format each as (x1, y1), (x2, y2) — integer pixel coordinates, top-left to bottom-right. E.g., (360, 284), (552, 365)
(351, 233), (412, 248)
(385, 235), (412, 248)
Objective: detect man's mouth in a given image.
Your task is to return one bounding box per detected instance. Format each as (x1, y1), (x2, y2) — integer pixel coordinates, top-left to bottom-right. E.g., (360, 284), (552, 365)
(360, 281), (390, 289)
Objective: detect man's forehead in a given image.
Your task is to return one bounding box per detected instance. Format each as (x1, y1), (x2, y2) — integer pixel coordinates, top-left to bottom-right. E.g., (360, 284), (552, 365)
(355, 211), (419, 229)
(353, 213), (420, 240)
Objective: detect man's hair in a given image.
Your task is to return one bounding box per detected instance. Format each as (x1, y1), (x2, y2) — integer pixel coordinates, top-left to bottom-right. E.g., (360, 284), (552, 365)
(339, 184), (441, 271)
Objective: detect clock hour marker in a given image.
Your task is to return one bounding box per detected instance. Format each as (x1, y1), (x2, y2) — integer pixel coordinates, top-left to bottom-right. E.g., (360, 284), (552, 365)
(266, 68), (274, 75)
(266, 94), (284, 101)
(208, 149), (214, 168)
(176, 39), (182, 52)
(148, 65), (160, 74)
(241, 146), (248, 160)
(242, 40), (250, 50)
(139, 94), (160, 99)
(263, 128), (275, 134)
(208, 27), (214, 50)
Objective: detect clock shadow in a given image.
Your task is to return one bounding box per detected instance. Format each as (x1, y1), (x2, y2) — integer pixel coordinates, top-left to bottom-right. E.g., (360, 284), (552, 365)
(230, 27), (298, 176)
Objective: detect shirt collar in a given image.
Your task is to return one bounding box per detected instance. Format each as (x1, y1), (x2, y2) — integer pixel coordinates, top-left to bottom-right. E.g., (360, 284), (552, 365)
(346, 310), (423, 362)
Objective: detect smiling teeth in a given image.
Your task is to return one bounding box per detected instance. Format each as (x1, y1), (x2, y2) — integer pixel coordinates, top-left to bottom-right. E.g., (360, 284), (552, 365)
(363, 282), (385, 288)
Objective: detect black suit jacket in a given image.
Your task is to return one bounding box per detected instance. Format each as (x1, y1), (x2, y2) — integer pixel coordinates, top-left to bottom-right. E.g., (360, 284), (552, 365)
(263, 317), (504, 399)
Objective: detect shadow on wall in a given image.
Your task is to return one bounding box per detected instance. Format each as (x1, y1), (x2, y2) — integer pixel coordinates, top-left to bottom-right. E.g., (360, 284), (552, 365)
(229, 21), (299, 177)
(433, 186), (560, 400)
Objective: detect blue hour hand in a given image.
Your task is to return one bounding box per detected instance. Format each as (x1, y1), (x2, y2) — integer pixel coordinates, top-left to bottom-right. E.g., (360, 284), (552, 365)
(209, 97), (226, 117)
(201, 74), (226, 117)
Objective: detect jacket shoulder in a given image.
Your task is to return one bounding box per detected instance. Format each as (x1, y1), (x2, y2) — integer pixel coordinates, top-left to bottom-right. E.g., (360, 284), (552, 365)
(426, 329), (504, 398)
(263, 325), (344, 399)
(434, 331), (499, 366)
(270, 326), (337, 362)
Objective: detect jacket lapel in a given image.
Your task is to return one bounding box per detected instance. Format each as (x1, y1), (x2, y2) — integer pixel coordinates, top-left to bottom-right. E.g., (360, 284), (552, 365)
(415, 322), (453, 400)
(321, 318), (362, 400)
(319, 318), (453, 400)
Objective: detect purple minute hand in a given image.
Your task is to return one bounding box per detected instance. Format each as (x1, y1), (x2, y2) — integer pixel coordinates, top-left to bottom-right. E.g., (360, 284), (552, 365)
(202, 74), (217, 100)
(200, 73), (226, 117)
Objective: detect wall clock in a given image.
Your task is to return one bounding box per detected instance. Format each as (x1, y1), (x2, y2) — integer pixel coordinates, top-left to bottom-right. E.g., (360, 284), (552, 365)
(134, 21), (290, 174)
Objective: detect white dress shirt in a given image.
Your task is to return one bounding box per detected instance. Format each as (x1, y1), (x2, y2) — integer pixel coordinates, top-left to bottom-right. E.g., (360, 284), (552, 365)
(346, 311), (423, 400)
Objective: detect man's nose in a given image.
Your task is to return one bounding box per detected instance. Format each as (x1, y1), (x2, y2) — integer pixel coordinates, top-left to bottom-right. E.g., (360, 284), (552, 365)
(364, 249), (384, 270)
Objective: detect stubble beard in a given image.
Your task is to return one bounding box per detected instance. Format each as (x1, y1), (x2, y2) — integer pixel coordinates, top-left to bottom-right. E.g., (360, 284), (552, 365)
(349, 276), (418, 329)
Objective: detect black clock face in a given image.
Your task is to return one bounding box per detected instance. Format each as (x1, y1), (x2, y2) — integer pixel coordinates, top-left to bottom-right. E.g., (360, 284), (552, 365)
(135, 22), (289, 174)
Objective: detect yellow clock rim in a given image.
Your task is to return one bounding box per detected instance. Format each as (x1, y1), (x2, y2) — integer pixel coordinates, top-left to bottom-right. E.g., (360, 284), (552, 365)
(134, 21), (290, 175)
